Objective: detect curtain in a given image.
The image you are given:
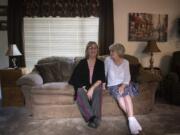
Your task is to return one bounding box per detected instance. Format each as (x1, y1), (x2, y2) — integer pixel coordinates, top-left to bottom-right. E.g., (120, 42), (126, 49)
(8, 0), (25, 67)
(23, 0), (100, 17)
(7, 0), (113, 68)
(98, 0), (114, 55)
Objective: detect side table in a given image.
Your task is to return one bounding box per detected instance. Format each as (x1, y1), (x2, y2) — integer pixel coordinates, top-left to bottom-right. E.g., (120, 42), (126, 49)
(0, 68), (28, 107)
(144, 67), (163, 101)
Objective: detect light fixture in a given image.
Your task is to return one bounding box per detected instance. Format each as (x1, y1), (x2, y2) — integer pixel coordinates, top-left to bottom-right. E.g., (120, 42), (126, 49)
(143, 40), (161, 71)
(5, 44), (22, 68)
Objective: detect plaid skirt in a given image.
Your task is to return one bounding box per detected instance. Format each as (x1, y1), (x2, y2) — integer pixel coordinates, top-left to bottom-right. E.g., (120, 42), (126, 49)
(107, 82), (139, 99)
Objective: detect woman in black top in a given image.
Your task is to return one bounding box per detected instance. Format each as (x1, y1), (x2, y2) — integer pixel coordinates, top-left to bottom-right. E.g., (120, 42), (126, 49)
(69, 41), (105, 128)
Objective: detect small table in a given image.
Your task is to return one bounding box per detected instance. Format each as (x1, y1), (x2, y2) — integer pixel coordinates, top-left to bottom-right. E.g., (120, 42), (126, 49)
(0, 68), (28, 107)
(144, 67), (164, 100)
(144, 67), (163, 80)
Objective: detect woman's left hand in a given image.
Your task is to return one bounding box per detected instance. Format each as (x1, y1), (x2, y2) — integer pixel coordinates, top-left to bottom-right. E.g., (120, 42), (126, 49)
(87, 87), (94, 100)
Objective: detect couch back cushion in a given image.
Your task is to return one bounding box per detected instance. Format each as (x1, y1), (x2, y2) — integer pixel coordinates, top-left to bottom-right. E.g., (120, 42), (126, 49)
(124, 55), (139, 65)
(36, 55), (140, 83)
(98, 55), (139, 65)
(37, 57), (75, 82)
(35, 62), (62, 83)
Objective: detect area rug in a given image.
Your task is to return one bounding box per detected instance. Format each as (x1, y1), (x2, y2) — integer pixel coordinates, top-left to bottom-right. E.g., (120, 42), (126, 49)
(0, 104), (180, 135)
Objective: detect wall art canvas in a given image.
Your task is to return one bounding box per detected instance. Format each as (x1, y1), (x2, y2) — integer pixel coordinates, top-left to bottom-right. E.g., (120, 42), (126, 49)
(0, 6), (7, 16)
(128, 13), (168, 42)
(0, 20), (7, 30)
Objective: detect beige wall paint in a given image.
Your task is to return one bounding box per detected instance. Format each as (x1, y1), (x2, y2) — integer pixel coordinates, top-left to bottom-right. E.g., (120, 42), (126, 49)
(0, 0), (8, 68)
(113, 0), (180, 74)
(0, 0), (8, 99)
(0, 31), (8, 68)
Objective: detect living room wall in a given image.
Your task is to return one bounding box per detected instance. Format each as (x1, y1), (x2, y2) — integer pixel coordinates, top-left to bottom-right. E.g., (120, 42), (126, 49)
(113, 0), (180, 74)
(1, 0), (179, 73)
(0, 0), (8, 69)
(0, 0), (8, 99)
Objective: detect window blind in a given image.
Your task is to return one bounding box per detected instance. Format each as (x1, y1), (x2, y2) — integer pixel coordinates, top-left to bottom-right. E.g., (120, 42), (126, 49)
(24, 17), (99, 70)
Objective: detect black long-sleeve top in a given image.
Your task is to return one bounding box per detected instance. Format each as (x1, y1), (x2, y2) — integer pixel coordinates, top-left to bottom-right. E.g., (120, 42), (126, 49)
(69, 58), (106, 99)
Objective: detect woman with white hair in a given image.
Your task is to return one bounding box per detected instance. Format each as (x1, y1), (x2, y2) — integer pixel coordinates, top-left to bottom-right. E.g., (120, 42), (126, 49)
(105, 43), (142, 135)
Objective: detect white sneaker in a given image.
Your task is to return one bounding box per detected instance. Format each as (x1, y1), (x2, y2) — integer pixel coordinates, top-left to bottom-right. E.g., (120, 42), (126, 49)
(128, 116), (142, 134)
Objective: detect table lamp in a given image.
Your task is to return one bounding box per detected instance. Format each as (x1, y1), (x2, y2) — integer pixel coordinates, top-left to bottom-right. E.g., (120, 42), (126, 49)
(5, 44), (22, 68)
(143, 40), (161, 71)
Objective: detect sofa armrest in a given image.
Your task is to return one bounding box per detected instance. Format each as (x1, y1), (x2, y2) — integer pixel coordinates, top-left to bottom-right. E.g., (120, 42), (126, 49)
(166, 72), (179, 83)
(136, 68), (160, 84)
(17, 71), (43, 86)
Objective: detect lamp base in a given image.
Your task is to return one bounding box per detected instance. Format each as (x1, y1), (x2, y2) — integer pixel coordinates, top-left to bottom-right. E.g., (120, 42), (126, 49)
(12, 57), (17, 68)
(149, 52), (154, 72)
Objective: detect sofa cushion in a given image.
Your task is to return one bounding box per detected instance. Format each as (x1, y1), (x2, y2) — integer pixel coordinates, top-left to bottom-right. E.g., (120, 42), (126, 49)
(32, 94), (74, 105)
(31, 82), (74, 96)
(37, 56), (74, 65)
(35, 62), (62, 83)
(124, 55), (139, 65)
(59, 60), (74, 81)
(31, 82), (74, 105)
(37, 57), (75, 82)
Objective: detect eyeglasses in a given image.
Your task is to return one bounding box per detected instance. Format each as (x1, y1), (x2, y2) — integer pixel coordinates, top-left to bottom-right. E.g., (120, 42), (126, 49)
(88, 47), (98, 50)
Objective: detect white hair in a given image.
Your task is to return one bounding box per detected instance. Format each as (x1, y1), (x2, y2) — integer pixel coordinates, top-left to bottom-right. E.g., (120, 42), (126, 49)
(109, 43), (125, 57)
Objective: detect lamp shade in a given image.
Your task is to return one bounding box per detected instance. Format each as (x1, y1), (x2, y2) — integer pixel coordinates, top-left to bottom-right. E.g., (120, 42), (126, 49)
(6, 44), (22, 56)
(143, 40), (161, 53)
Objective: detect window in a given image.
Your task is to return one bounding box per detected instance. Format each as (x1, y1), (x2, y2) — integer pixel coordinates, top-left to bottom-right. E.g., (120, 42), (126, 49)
(24, 17), (99, 69)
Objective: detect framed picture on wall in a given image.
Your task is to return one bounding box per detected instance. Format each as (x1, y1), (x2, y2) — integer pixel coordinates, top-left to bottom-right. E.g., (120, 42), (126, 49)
(0, 6), (7, 16)
(128, 13), (168, 42)
(0, 6), (7, 31)
(0, 20), (7, 30)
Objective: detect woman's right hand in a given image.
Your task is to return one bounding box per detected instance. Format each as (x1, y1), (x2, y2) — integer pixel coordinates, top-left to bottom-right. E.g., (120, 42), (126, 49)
(87, 87), (94, 100)
(118, 85), (125, 95)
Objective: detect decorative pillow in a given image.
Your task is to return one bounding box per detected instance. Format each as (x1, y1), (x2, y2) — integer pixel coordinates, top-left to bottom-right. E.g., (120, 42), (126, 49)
(129, 64), (141, 82)
(35, 62), (62, 83)
(59, 61), (74, 81)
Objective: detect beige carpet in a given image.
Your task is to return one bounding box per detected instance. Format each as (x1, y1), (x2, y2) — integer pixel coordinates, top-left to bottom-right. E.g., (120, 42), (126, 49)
(0, 104), (180, 135)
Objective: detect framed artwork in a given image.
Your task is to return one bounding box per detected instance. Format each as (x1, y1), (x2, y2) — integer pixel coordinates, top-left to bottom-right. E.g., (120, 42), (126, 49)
(0, 6), (7, 31)
(0, 6), (7, 16)
(0, 20), (7, 30)
(128, 13), (168, 42)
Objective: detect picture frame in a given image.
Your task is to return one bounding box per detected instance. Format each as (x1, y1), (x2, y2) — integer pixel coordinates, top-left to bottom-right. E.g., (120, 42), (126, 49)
(0, 20), (7, 30)
(0, 6), (7, 16)
(128, 13), (168, 42)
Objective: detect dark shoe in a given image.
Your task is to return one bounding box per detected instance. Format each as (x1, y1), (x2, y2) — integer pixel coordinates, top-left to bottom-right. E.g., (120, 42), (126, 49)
(88, 121), (98, 129)
(87, 116), (99, 128)
(93, 117), (100, 127)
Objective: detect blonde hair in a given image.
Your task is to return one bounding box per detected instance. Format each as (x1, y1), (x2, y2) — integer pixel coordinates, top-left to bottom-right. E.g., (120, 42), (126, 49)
(85, 41), (98, 58)
(109, 43), (125, 57)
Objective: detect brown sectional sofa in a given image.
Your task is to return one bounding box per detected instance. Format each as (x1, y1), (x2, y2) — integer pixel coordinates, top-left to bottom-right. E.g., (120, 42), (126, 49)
(17, 55), (159, 119)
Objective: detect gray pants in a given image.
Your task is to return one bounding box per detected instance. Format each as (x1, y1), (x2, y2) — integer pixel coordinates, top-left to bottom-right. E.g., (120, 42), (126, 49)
(76, 86), (102, 122)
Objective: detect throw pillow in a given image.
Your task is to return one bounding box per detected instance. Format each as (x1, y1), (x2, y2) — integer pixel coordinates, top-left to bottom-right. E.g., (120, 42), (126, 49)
(59, 61), (74, 81)
(35, 62), (62, 83)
